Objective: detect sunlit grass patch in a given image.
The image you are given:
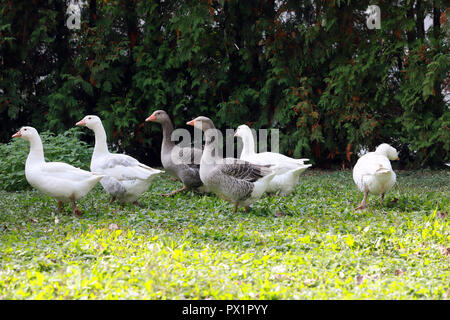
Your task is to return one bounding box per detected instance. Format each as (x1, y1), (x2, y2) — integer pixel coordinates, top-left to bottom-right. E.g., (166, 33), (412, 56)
(0, 170), (449, 299)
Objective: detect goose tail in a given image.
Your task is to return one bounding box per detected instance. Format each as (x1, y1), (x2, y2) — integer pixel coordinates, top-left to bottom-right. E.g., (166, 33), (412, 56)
(145, 168), (164, 181)
(90, 172), (106, 183)
(254, 164), (278, 185)
(374, 167), (391, 175)
(290, 163), (312, 177)
(295, 158), (310, 165)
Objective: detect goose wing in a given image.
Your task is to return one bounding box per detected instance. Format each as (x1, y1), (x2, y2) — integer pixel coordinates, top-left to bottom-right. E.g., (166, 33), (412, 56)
(255, 152), (308, 167)
(216, 158), (273, 182)
(99, 154), (162, 181)
(41, 162), (98, 182)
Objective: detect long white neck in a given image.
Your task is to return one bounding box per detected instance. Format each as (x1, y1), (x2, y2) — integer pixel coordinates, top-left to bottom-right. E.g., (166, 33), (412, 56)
(240, 130), (256, 158)
(26, 134), (45, 167)
(91, 123), (109, 158)
(201, 129), (221, 167)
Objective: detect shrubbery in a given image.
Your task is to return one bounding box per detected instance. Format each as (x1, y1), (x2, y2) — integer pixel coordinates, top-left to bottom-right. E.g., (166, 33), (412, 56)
(0, 1), (448, 168)
(0, 128), (93, 191)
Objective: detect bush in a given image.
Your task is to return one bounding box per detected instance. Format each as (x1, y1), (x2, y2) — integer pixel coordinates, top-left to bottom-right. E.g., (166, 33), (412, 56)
(0, 128), (93, 191)
(1, 1), (448, 168)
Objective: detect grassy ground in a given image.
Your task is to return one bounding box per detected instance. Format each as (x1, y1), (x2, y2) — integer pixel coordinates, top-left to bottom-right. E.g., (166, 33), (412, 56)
(0, 170), (448, 299)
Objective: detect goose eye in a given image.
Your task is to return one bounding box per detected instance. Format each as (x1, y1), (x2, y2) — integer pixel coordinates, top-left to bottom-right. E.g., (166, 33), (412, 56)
(24, 129), (27, 131)
(88, 117), (91, 120)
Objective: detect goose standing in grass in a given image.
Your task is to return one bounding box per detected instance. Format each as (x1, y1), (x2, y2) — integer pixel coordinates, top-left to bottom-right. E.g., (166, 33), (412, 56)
(145, 110), (205, 196)
(12, 127), (104, 216)
(187, 116), (276, 213)
(234, 124), (312, 195)
(353, 143), (399, 210)
(76, 115), (163, 204)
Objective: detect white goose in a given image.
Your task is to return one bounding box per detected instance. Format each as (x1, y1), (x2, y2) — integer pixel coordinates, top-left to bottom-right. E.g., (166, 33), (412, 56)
(12, 127), (104, 216)
(187, 117), (277, 213)
(76, 116), (163, 203)
(353, 143), (399, 210)
(234, 124), (311, 195)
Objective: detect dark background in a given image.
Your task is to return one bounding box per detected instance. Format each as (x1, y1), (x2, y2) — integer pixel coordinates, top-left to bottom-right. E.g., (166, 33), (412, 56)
(1, 0), (448, 168)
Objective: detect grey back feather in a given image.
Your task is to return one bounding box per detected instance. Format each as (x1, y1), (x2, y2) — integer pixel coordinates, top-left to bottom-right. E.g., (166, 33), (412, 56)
(100, 155), (139, 169)
(218, 159), (273, 182)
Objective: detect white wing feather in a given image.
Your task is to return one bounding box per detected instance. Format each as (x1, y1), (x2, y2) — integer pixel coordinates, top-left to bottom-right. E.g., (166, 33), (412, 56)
(40, 162), (99, 181)
(97, 154), (162, 181)
(242, 152), (309, 173)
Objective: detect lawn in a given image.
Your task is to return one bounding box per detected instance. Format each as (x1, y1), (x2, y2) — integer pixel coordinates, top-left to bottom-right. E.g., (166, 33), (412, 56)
(0, 170), (448, 299)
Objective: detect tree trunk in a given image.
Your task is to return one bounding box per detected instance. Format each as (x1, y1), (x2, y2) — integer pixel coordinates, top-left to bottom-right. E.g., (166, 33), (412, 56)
(433, 0), (441, 40)
(89, 0), (96, 28)
(416, 0), (425, 39)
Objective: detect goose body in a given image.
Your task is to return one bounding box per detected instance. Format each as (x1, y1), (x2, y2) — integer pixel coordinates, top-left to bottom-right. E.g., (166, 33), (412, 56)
(76, 116), (163, 203)
(12, 127), (103, 215)
(187, 117), (276, 212)
(234, 125), (311, 195)
(353, 143), (399, 210)
(201, 158), (276, 209)
(146, 110), (205, 196)
(263, 167), (310, 195)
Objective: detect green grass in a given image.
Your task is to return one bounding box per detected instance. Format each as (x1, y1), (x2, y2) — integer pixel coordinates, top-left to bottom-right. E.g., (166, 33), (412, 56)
(0, 170), (449, 299)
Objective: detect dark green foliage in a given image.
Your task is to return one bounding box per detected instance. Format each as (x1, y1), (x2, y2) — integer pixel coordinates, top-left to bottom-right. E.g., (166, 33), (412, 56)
(0, 128), (93, 191)
(1, 0), (449, 170)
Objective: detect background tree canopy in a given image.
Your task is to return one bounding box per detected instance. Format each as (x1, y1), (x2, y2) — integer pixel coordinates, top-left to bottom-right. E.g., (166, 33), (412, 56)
(0, 0), (449, 168)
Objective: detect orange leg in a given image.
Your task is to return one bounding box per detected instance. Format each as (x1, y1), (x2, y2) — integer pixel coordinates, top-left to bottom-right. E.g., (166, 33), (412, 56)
(70, 195), (82, 217)
(161, 186), (187, 197)
(355, 191), (368, 210)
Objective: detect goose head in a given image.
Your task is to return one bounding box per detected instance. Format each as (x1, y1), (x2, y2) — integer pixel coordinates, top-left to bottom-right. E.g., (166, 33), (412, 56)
(76, 115), (102, 130)
(186, 116), (215, 132)
(12, 126), (39, 141)
(145, 110), (170, 124)
(233, 124), (252, 138)
(375, 143), (399, 160)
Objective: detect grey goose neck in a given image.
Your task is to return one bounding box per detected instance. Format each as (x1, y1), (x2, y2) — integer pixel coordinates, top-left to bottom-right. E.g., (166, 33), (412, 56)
(202, 128), (221, 163)
(160, 118), (176, 153)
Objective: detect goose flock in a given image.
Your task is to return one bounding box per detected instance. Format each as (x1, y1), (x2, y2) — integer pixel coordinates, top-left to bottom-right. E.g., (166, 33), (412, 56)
(12, 111), (399, 215)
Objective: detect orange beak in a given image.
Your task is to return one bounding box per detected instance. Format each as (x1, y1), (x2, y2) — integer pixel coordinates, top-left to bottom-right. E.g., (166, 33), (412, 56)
(186, 120), (195, 126)
(75, 119), (86, 126)
(233, 131), (238, 137)
(12, 130), (21, 138)
(145, 114), (156, 122)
